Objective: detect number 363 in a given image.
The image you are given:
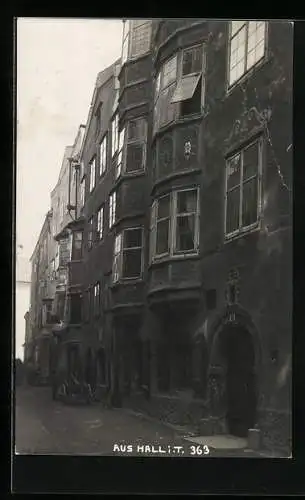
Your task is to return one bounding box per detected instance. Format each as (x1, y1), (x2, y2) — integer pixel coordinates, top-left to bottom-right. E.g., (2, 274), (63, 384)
(190, 445), (210, 456)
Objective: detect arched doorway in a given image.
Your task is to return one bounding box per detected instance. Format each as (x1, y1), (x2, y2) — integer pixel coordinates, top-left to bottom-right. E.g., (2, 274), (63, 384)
(209, 323), (257, 438)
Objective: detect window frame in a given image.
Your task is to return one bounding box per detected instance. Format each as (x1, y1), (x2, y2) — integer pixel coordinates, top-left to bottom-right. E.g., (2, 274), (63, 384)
(122, 20), (151, 64)
(99, 134), (108, 176)
(88, 216), (94, 250)
(153, 44), (205, 134)
(97, 205), (104, 240)
(154, 54), (178, 133)
(224, 137), (263, 239)
(109, 191), (117, 229)
(150, 187), (200, 262)
(112, 227), (144, 283)
(228, 20), (267, 88)
(177, 43), (206, 117)
(93, 282), (100, 317)
(89, 156), (96, 193)
(111, 114), (119, 158)
(172, 188), (201, 255)
(71, 230), (83, 261)
(115, 128), (126, 179)
(80, 176), (85, 208)
(124, 117), (147, 174)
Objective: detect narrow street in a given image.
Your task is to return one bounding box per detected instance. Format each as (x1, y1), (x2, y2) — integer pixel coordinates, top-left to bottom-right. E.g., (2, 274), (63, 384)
(15, 385), (267, 458)
(15, 385), (195, 457)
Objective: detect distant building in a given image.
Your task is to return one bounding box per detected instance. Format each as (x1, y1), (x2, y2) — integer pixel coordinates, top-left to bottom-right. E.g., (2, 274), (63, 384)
(16, 246), (31, 362)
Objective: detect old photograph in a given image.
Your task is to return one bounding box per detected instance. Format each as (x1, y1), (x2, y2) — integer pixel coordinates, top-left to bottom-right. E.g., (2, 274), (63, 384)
(15, 18), (292, 459)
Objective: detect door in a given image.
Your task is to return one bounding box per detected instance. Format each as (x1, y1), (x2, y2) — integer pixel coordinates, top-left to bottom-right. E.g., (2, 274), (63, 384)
(224, 325), (257, 437)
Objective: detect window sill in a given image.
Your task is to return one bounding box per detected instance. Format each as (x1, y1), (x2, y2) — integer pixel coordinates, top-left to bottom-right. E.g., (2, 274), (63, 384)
(113, 169), (146, 189)
(224, 222), (260, 243)
(110, 277), (144, 288)
(119, 51), (151, 78)
(151, 167), (201, 194)
(152, 114), (203, 144)
(225, 53), (271, 98)
(149, 252), (200, 268)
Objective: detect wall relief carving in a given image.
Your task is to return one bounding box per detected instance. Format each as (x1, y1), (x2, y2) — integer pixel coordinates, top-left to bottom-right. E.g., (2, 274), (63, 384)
(224, 106), (272, 149)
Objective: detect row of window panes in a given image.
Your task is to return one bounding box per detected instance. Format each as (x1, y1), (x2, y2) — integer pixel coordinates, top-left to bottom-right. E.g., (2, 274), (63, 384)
(153, 21), (266, 133)
(113, 228), (143, 282)
(122, 20), (152, 65)
(114, 117), (147, 179)
(87, 195), (115, 251)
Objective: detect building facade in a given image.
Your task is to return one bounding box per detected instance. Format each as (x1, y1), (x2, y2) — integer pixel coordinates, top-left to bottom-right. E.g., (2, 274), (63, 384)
(16, 246), (31, 362)
(26, 210), (54, 384)
(118, 19), (292, 451)
(27, 19), (292, 453)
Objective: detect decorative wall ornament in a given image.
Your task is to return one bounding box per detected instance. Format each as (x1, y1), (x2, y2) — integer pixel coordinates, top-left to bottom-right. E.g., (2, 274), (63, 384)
(225, 267), (240, 306)
(224, 106), (272, 148)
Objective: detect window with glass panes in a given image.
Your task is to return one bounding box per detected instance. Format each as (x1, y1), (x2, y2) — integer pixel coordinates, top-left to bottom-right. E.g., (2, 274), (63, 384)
(172, 44), (205, 117)
(125, 118), (147, 173)
(109, 191), (116, 228)
(229, 21), (266, 86)
(71, 231), (83, 260)
(97, 206), (104, 240)
(111, 114), (119, 157)
(150, 188), (200, 260)
(130, 20), (151, 58)
(88, 216), (94, 249)
(112, 227), (143, 282)
(80, 177), (85, 208)
(225, 138), (262, 236)
(115, 128), (125, 179)
(154, 45), (205, 132)
(122, 20), (151, 64)
(89, 157), (96, 192)
(112, 63), (120, 114)
(99, 135), (107, 176)
(93, 282), (100, 316)
(154, 55), (177, 133)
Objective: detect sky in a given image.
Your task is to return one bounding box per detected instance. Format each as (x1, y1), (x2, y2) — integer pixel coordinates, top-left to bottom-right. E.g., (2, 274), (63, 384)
(16, 18), (123, 358)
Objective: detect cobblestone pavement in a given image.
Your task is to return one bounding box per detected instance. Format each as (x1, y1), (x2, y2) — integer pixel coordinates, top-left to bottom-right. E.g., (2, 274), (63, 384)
(15, 386), (265, 458)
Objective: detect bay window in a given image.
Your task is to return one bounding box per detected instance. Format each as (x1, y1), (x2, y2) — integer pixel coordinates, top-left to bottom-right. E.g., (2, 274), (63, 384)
(97, 206), (104, 240)
(112, 227), (143, 283)
(89, 157), (96, 192)
(71, 231), (83, 260)
(229, 21), (266, 86)
(225, 138), (262, 237)
(109, 191), (117, 228)
(154, 45), (205, 133)
(122, 20), (151, 64)
(99, 135), (107, 176)
(150, 188), (200, 260)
